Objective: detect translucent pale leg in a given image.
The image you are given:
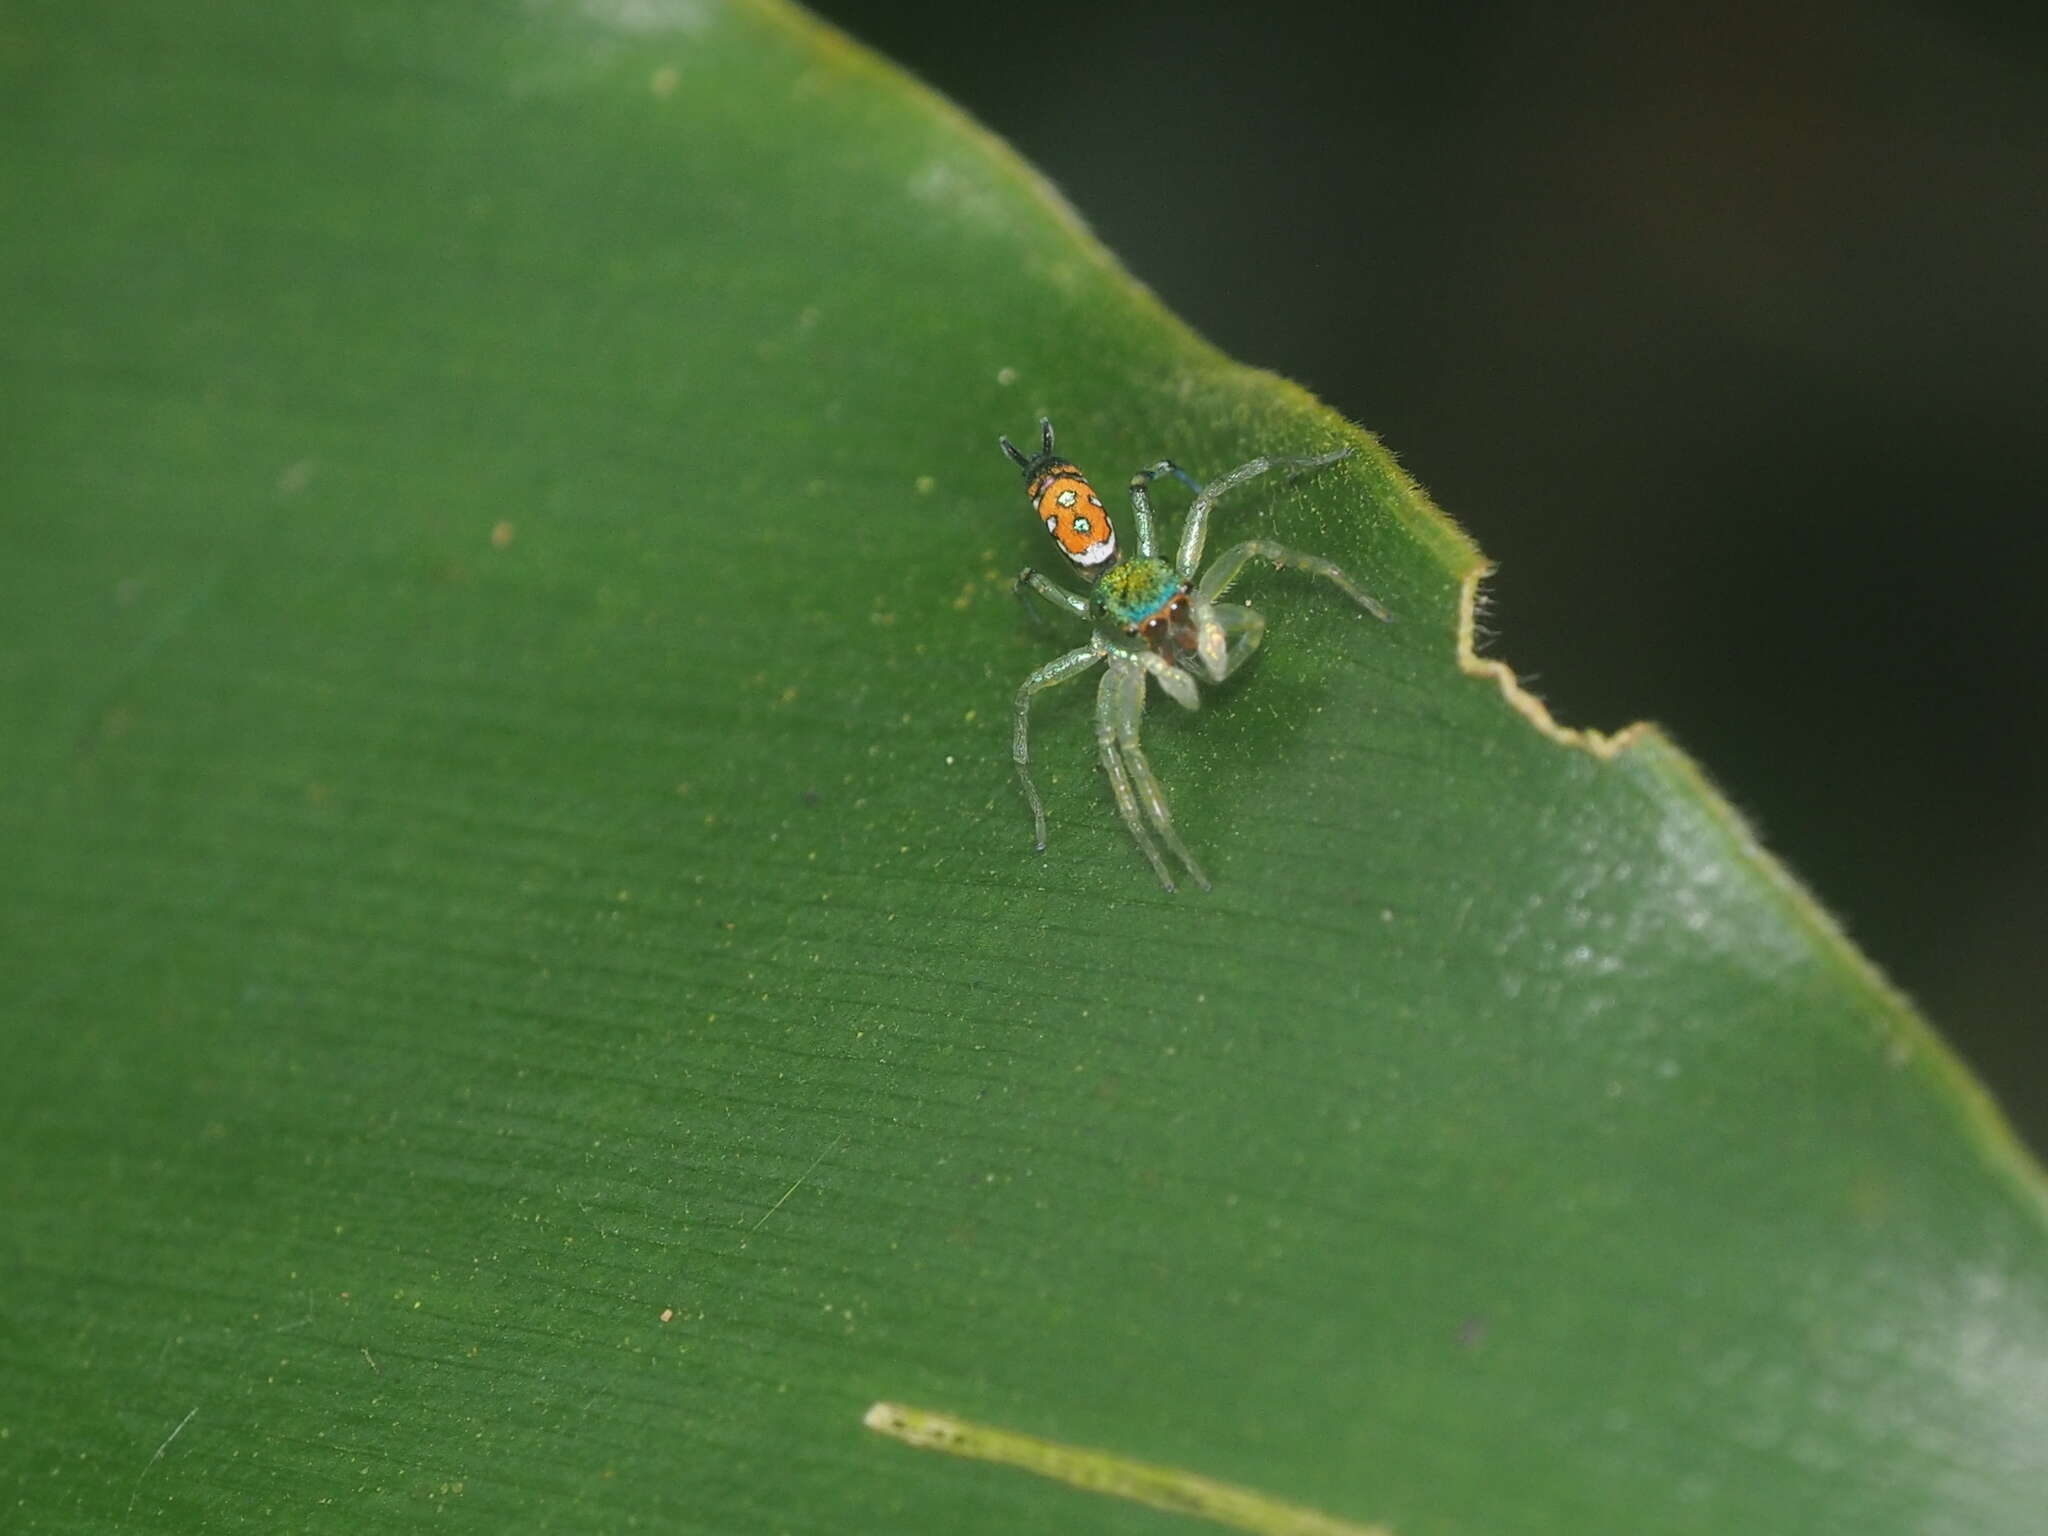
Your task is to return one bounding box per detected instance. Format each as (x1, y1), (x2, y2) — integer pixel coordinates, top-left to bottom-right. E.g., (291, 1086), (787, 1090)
(1125, 461), (1203, 560)
(1180, 592), (1269, 683)
(1198, 538), (1392, 622)
(1014, 566), (1090, 626)
(1104, 635), (1200, 711)
(1094, 659), (1177, 890)
(1105, 658), (1212, 892)
(1177, 448), (1352, 573)
(1014, 643), (1103, 851)
(1210, 601), (1269, 681)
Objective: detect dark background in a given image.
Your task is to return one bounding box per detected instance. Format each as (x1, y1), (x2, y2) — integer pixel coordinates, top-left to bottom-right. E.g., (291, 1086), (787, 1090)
(805, 0), (2047, 1149)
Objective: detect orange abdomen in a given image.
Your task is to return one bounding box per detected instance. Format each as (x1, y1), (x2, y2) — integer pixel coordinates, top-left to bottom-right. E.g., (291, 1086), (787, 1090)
(1028, 464), (1118, 572)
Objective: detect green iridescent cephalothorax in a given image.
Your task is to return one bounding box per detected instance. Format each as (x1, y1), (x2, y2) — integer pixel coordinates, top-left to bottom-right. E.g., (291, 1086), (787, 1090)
(1094, 556), (1180, 629)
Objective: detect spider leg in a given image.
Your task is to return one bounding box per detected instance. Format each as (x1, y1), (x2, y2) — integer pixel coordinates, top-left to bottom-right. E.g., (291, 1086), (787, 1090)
(1095, 658), (1181, 890)
(1186, 596), (1267, 682)
(1105, 635), (1201, 710)
(1176, 446), (1353, 573)
(1127, 461), (1203, 560)
(1197, 538), (1392, 622)
(1014, 566), (1089, 630)
(1014, 642), (1104, 852)
(1105, 655), (1212, 897)
(1215, 602), (1268, 675)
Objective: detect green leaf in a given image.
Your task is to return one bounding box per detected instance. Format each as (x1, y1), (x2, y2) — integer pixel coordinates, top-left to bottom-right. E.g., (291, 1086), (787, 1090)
(3, 2), (2043, 1533)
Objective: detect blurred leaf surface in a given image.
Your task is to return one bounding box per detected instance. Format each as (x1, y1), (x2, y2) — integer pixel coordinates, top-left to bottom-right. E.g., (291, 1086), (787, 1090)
(1, 2), (2043, 1533)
